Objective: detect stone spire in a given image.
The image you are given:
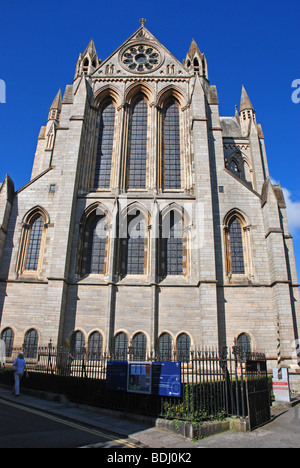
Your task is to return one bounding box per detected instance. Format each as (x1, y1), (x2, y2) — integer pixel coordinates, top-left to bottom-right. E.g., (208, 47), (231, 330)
(240, 85), (254, 112)
(239, 85), (256, 137)
(48, 89), (62, 122)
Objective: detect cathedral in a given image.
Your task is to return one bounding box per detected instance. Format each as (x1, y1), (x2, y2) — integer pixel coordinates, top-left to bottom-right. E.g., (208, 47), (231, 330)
(0, 21), (299, 369)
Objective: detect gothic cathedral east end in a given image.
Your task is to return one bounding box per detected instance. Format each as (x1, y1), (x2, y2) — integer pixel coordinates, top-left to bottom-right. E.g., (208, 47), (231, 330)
(0, 22), (299, 384)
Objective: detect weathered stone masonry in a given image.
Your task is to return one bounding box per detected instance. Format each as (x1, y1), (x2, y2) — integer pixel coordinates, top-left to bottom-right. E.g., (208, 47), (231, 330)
(0, 23), (299, 374)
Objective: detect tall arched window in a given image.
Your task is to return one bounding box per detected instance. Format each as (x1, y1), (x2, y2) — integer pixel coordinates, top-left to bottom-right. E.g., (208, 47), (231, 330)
(86, 215), (107, 274)
(160, 209), (185, 277)
(158, 333), (173, 361)
(228, 217), (245, 274)
(132, 333), (147, 361)
(24, 329), (38, 359)
(76, 206), (110, 277)
(120, 210), (147, 276)
(114, 332), (128, 360)
(177, 333), (191, 362)
(237, 333), (252, 357)
(88, 332), (103, 360)
(94, 100), (116, 189)
(25, 215), (44, 271)
(70, 331), (85, 358)
(127, 96), (148, 190)
(224, 211), (252, 278)
(17, 207), (49, 277)
(163, 99), (181, 190)
(1, 328), (14, 357)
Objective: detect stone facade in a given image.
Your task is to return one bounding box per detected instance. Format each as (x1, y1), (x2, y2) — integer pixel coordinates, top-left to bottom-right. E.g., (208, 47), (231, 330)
(0, 23), (299, 368)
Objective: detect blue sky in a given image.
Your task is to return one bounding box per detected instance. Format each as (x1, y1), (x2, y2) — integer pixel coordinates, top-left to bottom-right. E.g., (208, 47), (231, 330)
(0, 0), (299, 279)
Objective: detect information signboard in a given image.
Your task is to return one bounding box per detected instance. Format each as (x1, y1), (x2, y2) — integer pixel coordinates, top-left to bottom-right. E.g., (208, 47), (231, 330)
(127, 362), (152, 394)
(106, 360), (182, 397)
(152, 361), (181, 397)
(106, 361), (128, 392)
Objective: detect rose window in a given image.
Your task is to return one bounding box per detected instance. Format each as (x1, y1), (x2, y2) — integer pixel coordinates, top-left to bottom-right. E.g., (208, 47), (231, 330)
(121, 45), (161, 72)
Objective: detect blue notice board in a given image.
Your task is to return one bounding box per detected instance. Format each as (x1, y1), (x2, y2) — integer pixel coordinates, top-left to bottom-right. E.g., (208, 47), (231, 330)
(106, 361), (128, 392)
(152, 361), (182, 397)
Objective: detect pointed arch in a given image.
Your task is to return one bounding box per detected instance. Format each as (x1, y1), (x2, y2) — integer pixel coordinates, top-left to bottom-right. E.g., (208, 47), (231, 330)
(124, 82), (155, 105)
(114, 331), (129, 360)
(88, 331), (104, 360)
(223, 209), (253, 278)
(1, 327), (15, 357)
(16, 207), (50, 276)
(132, 331), (147, 361)
(162, 98), (181, 190)
(22, 206), (50, 227)
(236, 332), (252, 357)
(119, 202), (151, 277)
(70, 330), (86, 357)
(79, 201), (113, 225)
(92, 86), (122, 192)
(94, 99), (116, 189)
(120, 200), (151, 221)
(120, 83), (154, 192)
(160, 203), (190, 278)
(24, 328), (39, 359)
(76, 203), (112, 277)
(94, 85), (122, 108)
(158, 332), (173, 361)
(157, 85), (188, 109)
(226, 150), (253, 187)
(157, 87), (187, 192)
(176, 332), (191, 362)
(126, 94), (148, 190)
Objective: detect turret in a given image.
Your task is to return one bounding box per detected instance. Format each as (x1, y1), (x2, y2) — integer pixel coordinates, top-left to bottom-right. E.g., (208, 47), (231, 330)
(48, 89), (62, 122)
(239, 85), (256, 136)
(184, 39), (208, 79)
(74, 39), (100, 79)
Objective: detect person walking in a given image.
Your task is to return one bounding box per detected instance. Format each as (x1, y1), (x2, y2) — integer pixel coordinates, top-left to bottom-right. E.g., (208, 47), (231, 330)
(12, 353), (28, 396)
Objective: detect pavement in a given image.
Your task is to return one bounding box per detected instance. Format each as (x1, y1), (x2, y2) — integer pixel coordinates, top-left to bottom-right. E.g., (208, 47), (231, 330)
(0, 384), (299, 448)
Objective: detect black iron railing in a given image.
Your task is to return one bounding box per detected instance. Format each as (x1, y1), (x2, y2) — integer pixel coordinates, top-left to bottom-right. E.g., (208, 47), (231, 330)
(1, 345), (268, 422)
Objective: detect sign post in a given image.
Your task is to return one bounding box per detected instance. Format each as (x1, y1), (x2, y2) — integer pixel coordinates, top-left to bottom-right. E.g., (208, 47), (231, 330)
(272, 368), (291, 403)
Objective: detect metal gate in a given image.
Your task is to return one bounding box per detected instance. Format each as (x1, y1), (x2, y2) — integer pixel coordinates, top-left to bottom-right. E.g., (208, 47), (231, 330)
(245, 360), (271, 431)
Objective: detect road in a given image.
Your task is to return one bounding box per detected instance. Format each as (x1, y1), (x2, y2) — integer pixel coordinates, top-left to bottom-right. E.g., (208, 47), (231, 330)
(0, 397), (146, 448)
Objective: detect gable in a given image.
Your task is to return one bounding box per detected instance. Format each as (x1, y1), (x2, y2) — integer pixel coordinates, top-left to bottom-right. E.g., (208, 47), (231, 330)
(91, 26), (189, 79)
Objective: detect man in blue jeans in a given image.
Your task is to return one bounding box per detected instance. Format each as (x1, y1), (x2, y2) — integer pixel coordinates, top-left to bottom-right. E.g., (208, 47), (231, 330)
(12, 353), (28, 396)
